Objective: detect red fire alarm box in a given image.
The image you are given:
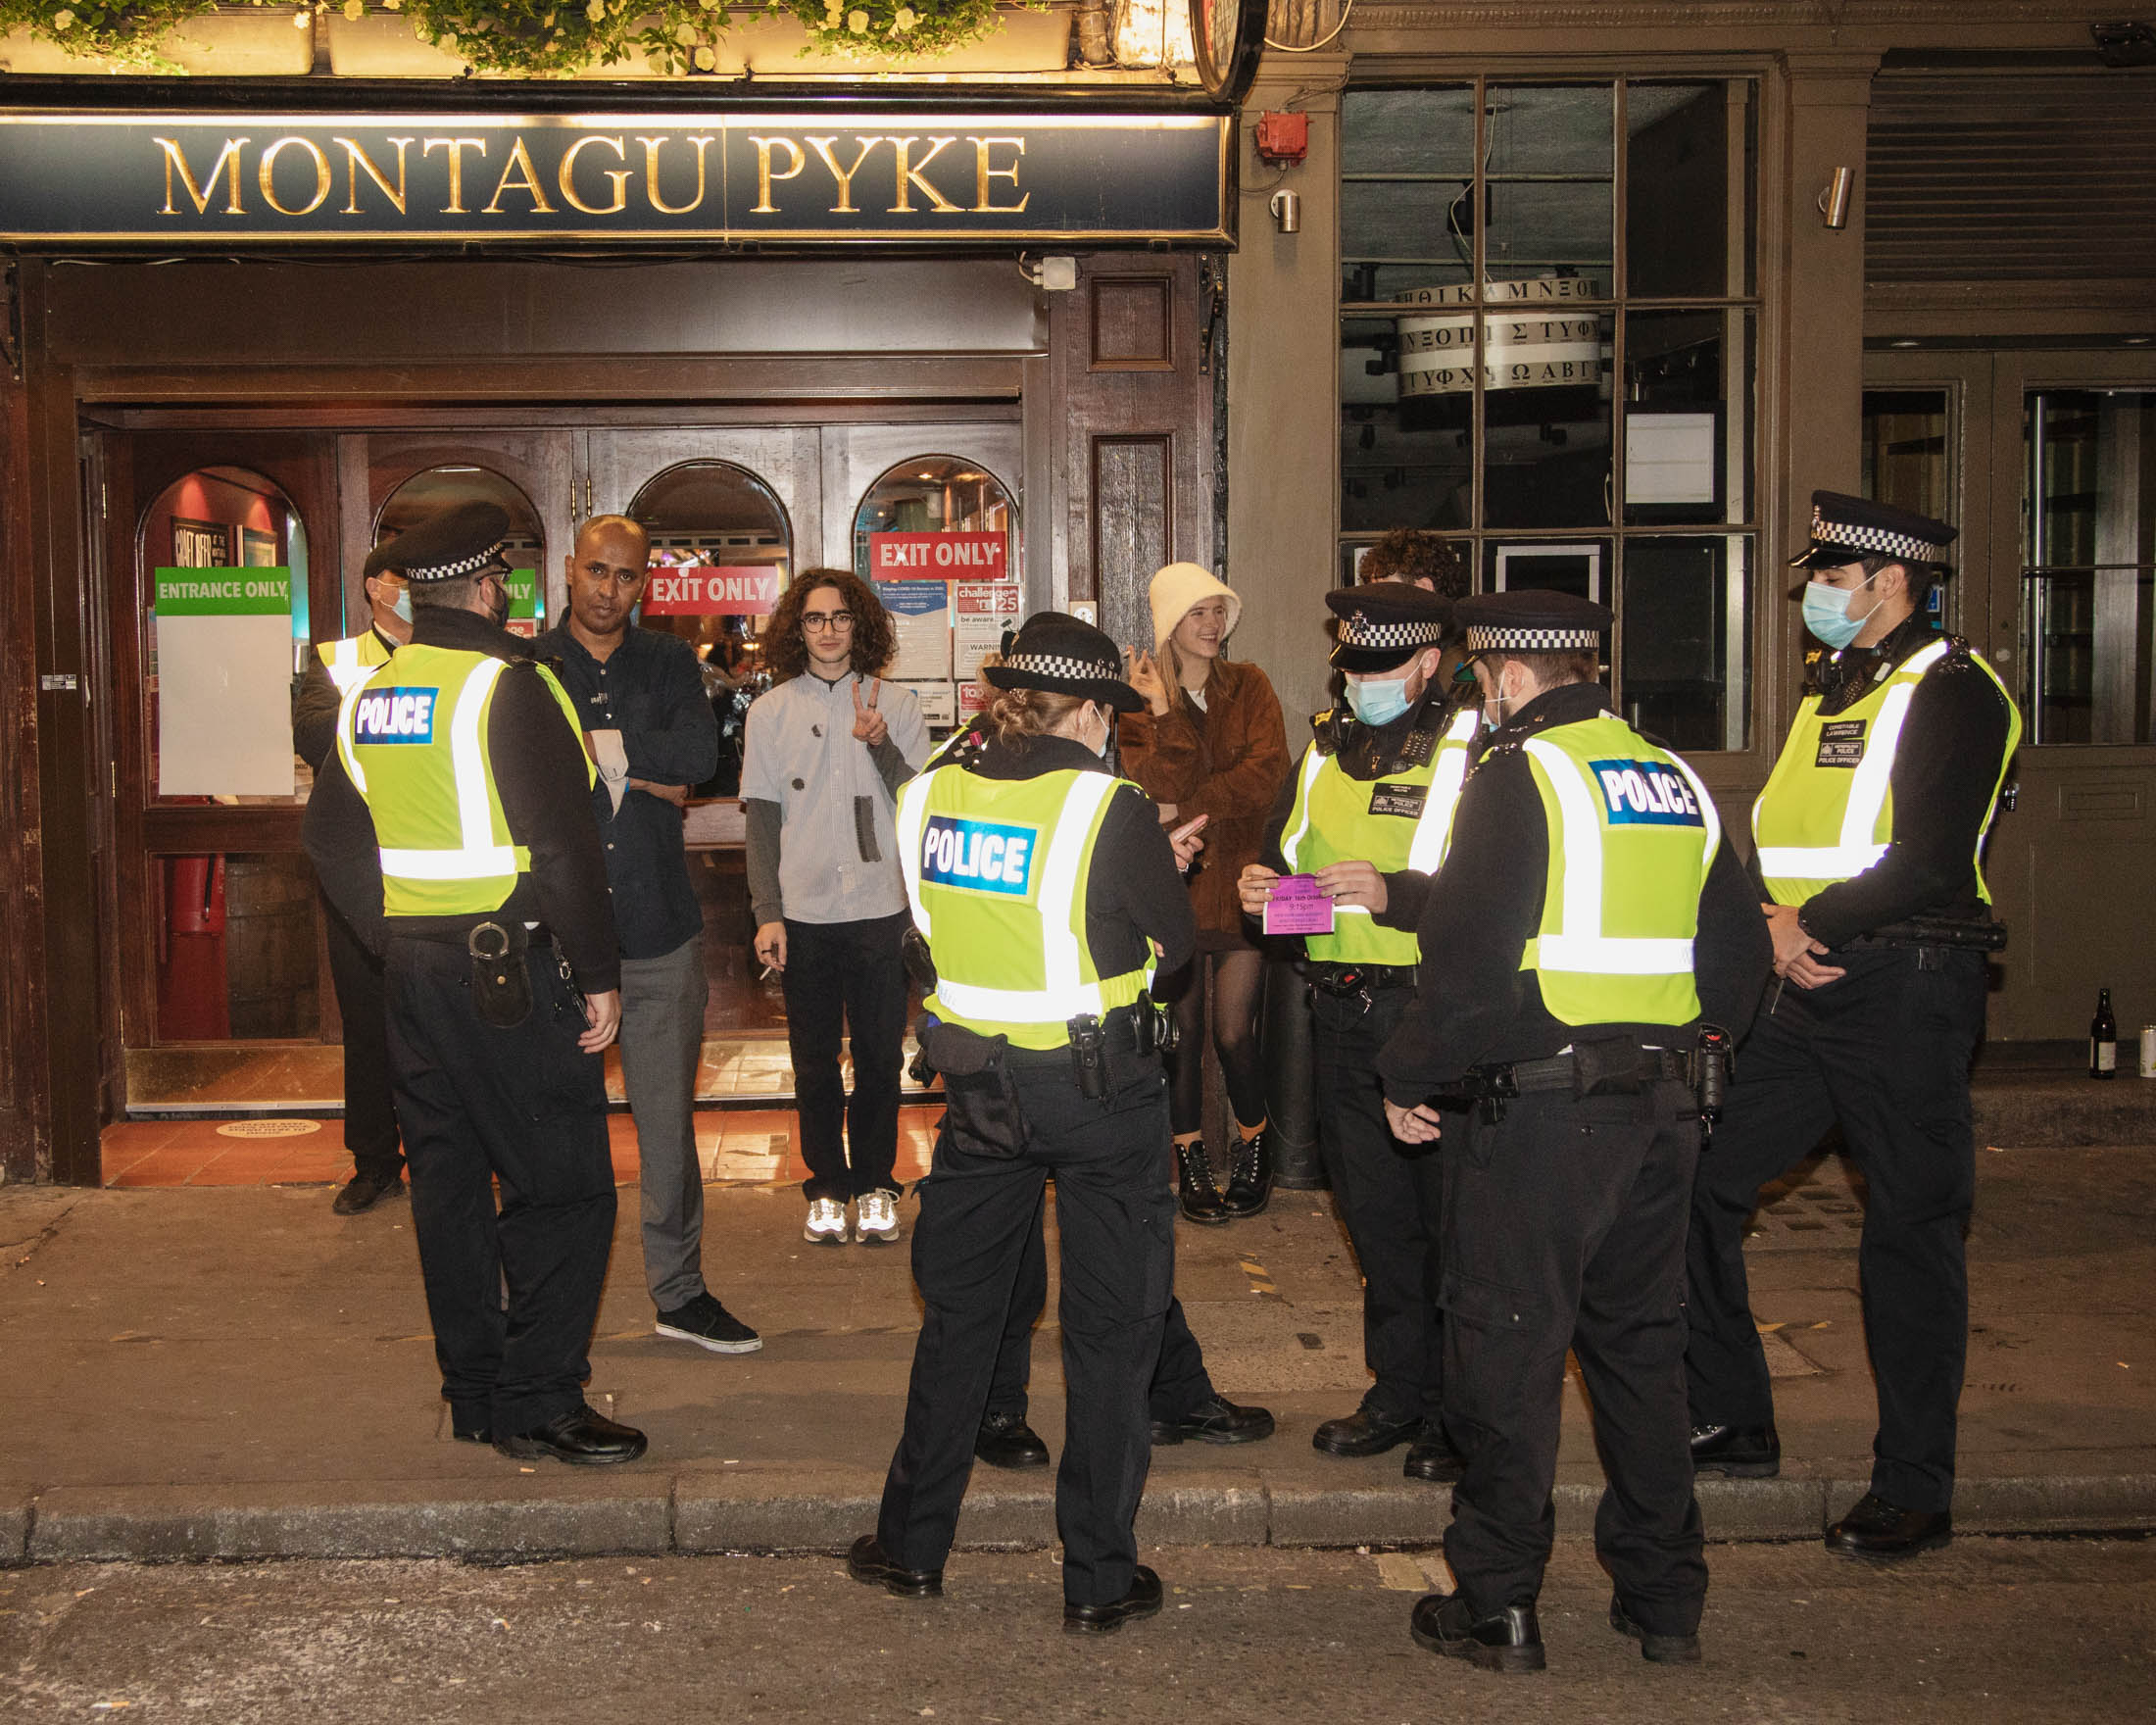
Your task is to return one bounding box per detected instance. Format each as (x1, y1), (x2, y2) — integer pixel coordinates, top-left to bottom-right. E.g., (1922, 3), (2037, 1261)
(1255, 112), (1309, 166)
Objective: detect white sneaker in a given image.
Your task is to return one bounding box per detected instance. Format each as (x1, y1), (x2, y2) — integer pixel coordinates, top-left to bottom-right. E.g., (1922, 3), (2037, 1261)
(804, 1196), (849, 1245)
(856, 1189), (900, 1245)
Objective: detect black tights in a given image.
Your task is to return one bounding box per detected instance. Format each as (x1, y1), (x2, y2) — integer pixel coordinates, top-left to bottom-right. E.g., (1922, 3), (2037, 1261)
(1164, 948), (1268, 1137)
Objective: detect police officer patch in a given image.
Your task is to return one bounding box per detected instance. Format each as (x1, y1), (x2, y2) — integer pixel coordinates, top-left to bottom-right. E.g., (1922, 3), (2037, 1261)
(1368, 782), (1430, 818)
(920, 814), (1039, 896)
(1590, 759), (1705, 827)
(352, 687), (439, 744)
(1815, 719), (1866, 767)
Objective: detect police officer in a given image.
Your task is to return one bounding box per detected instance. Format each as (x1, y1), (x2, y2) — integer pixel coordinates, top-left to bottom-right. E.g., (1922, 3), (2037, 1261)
(1237, 582), (1483, 1481)
(848, 614), (1199, 1633)
(1685, 493), (2021, 1560)
(292, 540), (414, 1215)
(1380, 591), (1771, 1673)
(303, 501), (646, 1466)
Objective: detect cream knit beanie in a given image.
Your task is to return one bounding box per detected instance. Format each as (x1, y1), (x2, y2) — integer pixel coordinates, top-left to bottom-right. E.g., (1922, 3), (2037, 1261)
(1148, 562), (1242, 653)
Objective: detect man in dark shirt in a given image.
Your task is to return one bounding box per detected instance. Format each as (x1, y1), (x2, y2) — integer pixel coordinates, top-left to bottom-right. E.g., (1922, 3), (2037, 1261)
(1377, 592), (1771, 1674)
(1685, 494), (2021, 1562)
(535, 516), (759, 1356)
(305, 500), (643, 1465)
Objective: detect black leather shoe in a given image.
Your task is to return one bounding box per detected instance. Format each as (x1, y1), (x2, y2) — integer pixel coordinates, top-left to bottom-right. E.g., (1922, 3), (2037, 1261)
(1063, 1565), (1162, 1635)
(1152, 1394), (1275, 1446)
(1409, 1592), (1545, 1673)
(1220, 1129), (1274, 1218)
(1176, 1141), (1231, 1225)
(1690, 1421), (1781, 1478)
(1402, 1421), (1467, 1482)
(332, 1170), (405, 1215)
(1825, 1492), (1952, 1561)
(974, 1410), (1051, 1470)
(1313, 1405), (1422, 1457)
(1609, 1595), (1702, 1664)
(492, 1404), (648, 1465)
(848, 1534), (944, 1598)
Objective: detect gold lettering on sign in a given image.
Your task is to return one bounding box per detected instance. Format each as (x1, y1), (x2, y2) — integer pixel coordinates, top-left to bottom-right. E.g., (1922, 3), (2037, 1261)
(750, 136), (806, 215)
(422, 137), (488, 215)
(891, 135), (960, 214)
(971, 136), (1028, 214)
(157, 136), (249, 217)
(808, 136), (883, 216)
(558, 135), (630, 216)
(638, 134), (714, 216)
(484, 137), (556, 215)
(258, 135), (333, 218)
(339, 136), (414, 216)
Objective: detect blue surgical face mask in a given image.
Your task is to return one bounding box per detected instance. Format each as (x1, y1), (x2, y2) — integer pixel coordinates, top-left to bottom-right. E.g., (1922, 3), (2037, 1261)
(1801, 571), (1878, 650)
(1346, 671), (1413, 727)
(389, 586), (414, 625)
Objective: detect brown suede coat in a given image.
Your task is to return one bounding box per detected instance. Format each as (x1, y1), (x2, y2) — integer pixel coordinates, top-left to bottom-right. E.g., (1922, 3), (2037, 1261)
(1118, 658), (1292, 942)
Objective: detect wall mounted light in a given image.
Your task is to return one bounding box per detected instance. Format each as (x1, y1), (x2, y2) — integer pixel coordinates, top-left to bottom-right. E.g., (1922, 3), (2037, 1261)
(1269, 189), (1301, 234)
(1817, 166), (1854, 230)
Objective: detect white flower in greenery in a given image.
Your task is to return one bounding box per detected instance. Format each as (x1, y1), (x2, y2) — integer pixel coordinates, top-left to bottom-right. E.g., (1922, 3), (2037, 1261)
(847, 7), (866, 29)
(438, 29), (457, 47)
(343, 0), (364, 18)
(893, 4), (914, 26)
(674, 20), (696, 40)
(586, 0), (606, 18)
(694, 43), (715, 68)
(698, 0), (720, 11)
(381, 0), (400, 9)
(50, 7), (74, 26)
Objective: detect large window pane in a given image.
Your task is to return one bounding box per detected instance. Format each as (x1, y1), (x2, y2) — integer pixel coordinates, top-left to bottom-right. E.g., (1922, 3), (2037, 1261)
(1341, 86), (1477, 177)
(1482, 311), (1614, 530)
(1862, 388), (1951, 519)
(1626, 83), (1753, 298)
(1342, 317), (1476, 530)
(1619, 536), (1751, 753)
(1624, 310), (1753, 525)
(1487, 84), (1614, 175)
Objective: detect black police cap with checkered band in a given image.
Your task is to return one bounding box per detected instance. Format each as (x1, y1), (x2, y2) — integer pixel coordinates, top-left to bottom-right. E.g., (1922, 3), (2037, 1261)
(980, 612), (1146, 713)
(1455, 589), (1612, 655)
(1325, 581), (1454, 672)
(1789, 490), (1955, 571)
(366, 501), (512, 584)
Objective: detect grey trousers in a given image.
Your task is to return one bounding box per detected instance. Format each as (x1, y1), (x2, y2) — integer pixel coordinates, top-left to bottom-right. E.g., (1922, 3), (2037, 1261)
(619, 935), (710, 1312)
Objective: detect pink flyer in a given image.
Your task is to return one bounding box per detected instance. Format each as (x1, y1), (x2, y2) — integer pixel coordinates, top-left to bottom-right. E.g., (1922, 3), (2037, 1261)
(1263, 875), (1336, 938)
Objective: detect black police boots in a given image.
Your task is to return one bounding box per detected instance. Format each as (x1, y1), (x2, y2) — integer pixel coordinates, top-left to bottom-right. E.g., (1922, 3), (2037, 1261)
(1175, 1138), (1231, 1225)
(1825, 1492), (1952, 1561)
(1689, 1421), (1781, 1478)
(1221, 1126), (1274, 1218)
(1409, 1593), (1544, 1674)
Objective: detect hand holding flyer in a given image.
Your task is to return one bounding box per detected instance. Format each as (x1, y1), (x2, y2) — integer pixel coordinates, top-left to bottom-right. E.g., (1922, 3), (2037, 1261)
(1262, 873), (1336, 937)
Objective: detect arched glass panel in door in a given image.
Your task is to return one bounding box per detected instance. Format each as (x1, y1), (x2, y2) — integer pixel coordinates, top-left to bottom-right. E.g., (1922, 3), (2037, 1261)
(375, 465), (547, 635)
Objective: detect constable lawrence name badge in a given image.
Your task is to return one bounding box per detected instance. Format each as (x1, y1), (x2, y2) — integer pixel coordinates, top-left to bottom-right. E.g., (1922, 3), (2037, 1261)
(920, 814), (1039, 897)
(1815, 719), (1867, 767)
(351, 687), (439, 744)
(1590, 759), (1705, 827)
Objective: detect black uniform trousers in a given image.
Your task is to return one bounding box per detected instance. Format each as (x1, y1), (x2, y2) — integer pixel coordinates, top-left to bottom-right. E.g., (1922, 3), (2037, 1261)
(876, 1048), (1175, 1606)
(1313, 981), (1446, 1425)
(985, 1199), (1215, 1426)
(385, 936), (617, 1437)
(323, 895), (403, 1183)
(1686, 945), (1984, 1515)
(782, 910), (910, 1204)
(1443, 1077), (1706, 1638)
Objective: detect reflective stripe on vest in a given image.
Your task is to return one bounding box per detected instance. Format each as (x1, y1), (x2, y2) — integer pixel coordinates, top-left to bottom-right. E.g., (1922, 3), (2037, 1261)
(318, 631), (393, 695)
(1750, 639), (2021, 907)
(1519, 717), (1719, 1026)
(1406, 708), (1486, 874)
(897, 764), (1150, 1047)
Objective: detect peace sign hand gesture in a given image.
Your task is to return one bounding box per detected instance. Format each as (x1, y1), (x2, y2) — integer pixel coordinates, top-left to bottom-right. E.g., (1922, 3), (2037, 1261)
(851, 676), (889, 747)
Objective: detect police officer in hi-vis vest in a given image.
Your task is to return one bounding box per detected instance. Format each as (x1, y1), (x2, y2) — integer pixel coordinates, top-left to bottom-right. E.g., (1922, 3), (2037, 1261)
(1686, 493), (2021, 1561)
(292, 539), (415, 1215)
(1381, 591), (1771, 1674)
(304, 501), (646, 1467)
(849, 614), (1202, 1634)
(1238, 582), (1483, 1483)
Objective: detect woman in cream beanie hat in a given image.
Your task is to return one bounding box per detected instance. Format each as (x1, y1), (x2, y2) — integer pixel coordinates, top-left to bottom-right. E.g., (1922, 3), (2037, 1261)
(1122, 563), (1290, 1225)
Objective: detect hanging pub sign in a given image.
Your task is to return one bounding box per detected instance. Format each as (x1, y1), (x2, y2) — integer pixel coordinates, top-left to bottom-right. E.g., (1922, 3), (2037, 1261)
(1396, 277), (1605, 399)
(0, 111), (1231, 245)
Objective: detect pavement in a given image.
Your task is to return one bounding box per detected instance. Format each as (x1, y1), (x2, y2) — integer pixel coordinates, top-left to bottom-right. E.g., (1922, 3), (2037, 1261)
(4, 1109), (2155, 1567)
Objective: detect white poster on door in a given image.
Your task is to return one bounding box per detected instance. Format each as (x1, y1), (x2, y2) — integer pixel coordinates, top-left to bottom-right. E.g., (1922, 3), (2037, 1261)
(873, 579), (953, 683)
(954, 581), (1022, 681)
(155, 567), (296, 797)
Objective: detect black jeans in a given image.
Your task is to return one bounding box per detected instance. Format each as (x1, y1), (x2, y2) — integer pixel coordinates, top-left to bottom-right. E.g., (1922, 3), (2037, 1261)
(781, 910), (910, 1203)
(324, 894), (402, 1182)
(1312, 982), (1446, 1423)
(384, 937), (616, 1436)
(876, 1049), (1174, 1606)
(1444, 1079), (1706, 1638)
(1686, 946), (1985, 1514)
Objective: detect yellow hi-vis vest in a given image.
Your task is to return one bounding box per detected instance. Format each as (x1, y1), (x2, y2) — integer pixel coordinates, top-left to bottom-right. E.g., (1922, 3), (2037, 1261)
(1277, 706), (1483, 965)
(1518, 715), (1720, 1027)
(896, 762), (1152, 1051)
(317, 629), (396, 695)
(335, 643), (590, 919)
(1751, 638), (2021, 908)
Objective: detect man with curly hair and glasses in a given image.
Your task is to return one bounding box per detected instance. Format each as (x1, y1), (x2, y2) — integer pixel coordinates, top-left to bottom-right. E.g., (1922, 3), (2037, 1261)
(743, 568), (930, 1247)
